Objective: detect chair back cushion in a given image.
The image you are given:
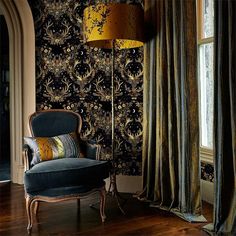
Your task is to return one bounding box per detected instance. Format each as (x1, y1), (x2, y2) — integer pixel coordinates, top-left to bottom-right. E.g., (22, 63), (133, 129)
(29, 110), (82, 137)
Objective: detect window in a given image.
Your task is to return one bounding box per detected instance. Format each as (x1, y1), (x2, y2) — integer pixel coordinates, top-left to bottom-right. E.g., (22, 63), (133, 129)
(197, 0), (214, 160)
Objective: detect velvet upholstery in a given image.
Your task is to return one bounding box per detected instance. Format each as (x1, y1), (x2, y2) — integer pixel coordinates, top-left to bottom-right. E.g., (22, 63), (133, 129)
(30, 111), (80, 137)
(138, 0), (206, 223)
(203, 1), (236, 234)
(24, 158), (110, 193)
(28, 110), (99, 162)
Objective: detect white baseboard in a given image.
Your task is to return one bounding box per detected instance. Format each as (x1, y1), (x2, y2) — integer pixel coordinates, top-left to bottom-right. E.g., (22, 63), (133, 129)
(105, 175), (214, 205)
(13, 167), (214, 205)
(201, 179), (214, 204)
(105, 175), (142, 193)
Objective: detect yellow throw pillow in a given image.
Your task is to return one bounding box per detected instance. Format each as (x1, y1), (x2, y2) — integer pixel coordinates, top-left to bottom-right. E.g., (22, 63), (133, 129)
(24, 132), (80, 166)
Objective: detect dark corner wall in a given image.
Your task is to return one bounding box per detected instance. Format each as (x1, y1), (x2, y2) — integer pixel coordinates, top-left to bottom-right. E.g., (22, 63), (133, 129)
(28, 0), (144, 176)
(0, 16), (10, 165)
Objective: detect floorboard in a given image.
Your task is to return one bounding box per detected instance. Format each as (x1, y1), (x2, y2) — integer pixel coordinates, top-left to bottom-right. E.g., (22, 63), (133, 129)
(0, 183), (212, 236)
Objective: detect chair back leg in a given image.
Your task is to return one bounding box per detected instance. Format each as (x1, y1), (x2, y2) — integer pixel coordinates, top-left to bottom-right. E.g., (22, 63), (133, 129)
(100, 187), (106, 222)
(34, 201), (39, 215)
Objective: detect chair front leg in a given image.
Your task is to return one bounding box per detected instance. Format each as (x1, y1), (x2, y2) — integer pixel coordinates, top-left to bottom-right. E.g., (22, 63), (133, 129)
(26, 195), (34, 233)
(34, 201), (39, 215)
(99, 187), (106, 223)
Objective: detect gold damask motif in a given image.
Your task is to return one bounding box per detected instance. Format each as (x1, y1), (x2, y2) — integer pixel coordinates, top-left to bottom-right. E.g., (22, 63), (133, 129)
(43, 20), (72, 45)
(43, 78), (72, 103)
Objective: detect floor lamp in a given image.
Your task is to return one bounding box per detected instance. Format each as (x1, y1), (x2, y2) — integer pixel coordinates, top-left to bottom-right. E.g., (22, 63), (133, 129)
(83, 3), (144, 214)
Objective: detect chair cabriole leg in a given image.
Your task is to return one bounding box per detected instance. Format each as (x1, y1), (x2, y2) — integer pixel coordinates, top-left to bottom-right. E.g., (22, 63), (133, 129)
(26, 195), (34, 233)
(34, 201), (39, 215)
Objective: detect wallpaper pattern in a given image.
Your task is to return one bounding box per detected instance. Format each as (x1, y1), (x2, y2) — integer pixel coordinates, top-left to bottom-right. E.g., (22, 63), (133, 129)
(28, 0), (143, 175)
(28, 0), (215, 182)
(201, 162), (214, 182)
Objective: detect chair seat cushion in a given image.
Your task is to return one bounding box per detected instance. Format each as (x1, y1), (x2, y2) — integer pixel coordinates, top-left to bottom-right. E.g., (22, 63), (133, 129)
(24, 158), (110, 193)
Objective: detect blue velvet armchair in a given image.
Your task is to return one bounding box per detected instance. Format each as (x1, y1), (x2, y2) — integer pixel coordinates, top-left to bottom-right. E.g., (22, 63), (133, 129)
(23, 109), (110, 233)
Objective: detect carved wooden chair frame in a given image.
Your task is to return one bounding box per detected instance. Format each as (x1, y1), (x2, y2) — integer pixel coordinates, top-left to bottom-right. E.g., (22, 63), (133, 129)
(23, 109), (106, 233)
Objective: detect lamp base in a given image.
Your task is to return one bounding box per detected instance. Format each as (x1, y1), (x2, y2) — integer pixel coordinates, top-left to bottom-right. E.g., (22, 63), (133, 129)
(89, 173), (126, 215)
(107, 173), (127, 215)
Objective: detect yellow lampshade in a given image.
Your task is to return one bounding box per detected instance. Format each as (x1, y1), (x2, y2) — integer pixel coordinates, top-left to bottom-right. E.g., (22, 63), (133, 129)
(83, 3), (144, 49)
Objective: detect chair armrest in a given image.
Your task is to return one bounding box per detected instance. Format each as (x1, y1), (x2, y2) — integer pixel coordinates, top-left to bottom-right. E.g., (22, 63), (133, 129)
(22, 144), (33, 171)
(79, 139), (101, 160)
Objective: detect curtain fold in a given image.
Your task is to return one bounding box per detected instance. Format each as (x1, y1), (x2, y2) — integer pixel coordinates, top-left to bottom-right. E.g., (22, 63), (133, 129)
(203, 0), (236, 235)
(139, 0), (206, 222)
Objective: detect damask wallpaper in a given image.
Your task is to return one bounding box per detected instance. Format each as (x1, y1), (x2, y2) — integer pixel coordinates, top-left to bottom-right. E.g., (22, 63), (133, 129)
(28, 0), (144, 175)
(201, 162), (214, 182)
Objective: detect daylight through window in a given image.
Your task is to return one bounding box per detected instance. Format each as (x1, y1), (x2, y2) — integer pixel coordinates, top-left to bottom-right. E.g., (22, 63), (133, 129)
(197, 0), (214, 150)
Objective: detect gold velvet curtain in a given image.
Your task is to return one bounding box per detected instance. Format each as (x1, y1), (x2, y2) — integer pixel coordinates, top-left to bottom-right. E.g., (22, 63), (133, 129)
(139, 0), (205, 222)
(203, 0), (236, 235)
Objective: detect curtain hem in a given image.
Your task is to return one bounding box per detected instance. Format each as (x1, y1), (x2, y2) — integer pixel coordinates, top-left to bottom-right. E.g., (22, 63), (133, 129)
(202, 223), (215, 235)
(202, 223), (236, 236)
(149, 203), (207, 223)
(135, 193), (207, 223)
(171, 208), (207, 223)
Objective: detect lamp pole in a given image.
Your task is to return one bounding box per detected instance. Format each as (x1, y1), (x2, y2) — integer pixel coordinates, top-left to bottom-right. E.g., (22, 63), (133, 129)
(83, 2), (144, 216)
(107, 39), (126, 215)
(111, 40), (115, 165)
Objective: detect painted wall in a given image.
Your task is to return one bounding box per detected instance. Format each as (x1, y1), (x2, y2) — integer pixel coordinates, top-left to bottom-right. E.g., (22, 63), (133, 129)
(28, 0), (143, 176)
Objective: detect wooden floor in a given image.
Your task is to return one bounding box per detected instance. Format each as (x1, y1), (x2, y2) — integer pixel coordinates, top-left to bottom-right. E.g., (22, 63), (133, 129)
(0, 183), (212, 236)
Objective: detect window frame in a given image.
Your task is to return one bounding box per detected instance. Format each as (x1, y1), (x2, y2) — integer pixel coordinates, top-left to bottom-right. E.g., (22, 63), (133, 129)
(197, 0), (214, 163)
